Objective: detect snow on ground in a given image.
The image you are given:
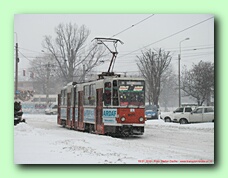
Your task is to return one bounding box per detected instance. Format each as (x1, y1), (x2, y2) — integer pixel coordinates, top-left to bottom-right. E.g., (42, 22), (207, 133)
(14, 114), (214, 164)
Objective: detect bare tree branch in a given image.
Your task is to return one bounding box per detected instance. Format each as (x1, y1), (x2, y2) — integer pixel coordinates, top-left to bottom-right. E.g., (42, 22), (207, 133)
(42, 23), (106, 84)
(137, 48), (172, 106)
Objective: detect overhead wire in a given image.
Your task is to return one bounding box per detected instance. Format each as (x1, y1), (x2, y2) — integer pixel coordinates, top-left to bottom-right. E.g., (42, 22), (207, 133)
(118, 46), (214, 59)
(16, 15), (213, 61)
(118, 16), (214, 59)
(18, 50), (33, 62)
(97, 14), (156, 72)
(111, 14), (155, 37)
(18, 47), (44, 54)
(17, 15), (214, 74)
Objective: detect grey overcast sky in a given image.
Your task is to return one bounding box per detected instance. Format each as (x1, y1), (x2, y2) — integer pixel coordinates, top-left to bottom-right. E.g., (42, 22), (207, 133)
(14, 14), (214, 76)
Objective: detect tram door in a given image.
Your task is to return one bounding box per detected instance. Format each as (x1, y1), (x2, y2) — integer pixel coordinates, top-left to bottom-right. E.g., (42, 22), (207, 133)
(72, 86), (77, 129)
(77, 91), (84, 130)
(66, 93), (71, 128)
(95, 88), (104, 134)
(57, 94), (61, 125)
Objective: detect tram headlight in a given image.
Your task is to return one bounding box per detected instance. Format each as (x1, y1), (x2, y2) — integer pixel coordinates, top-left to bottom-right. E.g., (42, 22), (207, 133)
(139, 117), (144, 122)
(121, 117), (126, 122)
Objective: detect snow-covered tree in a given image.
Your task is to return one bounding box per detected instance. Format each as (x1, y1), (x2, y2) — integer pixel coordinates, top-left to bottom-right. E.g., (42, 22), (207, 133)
(181, 61), (214, 106)
(137, 48), (172, 106)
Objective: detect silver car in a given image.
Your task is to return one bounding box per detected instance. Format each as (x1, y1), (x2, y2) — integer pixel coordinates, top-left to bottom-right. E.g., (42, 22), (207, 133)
(45, 104), (58, 115)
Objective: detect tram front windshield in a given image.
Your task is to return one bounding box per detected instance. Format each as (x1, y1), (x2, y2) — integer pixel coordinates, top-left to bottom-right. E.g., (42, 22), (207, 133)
(118, 80), (145, 106)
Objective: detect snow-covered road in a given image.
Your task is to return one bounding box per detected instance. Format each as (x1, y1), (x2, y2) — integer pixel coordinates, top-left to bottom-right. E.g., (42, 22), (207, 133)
(14, 114), (214, 164)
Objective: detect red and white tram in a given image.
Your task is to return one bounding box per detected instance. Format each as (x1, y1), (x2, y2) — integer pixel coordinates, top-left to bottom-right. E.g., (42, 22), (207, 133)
(57, 73), (146, 136)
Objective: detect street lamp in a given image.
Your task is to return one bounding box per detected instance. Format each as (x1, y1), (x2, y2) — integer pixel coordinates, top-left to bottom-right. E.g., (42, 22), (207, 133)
(178, 38), (190, 107)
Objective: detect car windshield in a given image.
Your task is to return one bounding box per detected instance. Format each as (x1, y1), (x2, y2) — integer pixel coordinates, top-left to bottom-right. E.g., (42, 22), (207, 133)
(146, 110), (154, 114)
(185, 107), (192, 112)
(146, 105), (157, 111)
(52, 105), (58, 109)
(174, 107), (184, 112)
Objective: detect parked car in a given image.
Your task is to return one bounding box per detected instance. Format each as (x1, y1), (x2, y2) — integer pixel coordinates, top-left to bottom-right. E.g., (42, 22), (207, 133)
(145, 105), (159, 119)
(145, 110), (158, 120)
(45, 104), (58, 115)
(174, 106), (214, 124)
(160, 106), (193, 122)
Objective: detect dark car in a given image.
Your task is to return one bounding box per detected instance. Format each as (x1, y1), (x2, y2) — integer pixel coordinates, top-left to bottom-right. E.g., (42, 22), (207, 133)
(145, 105), (159, 119)
(14, 101), (25, 125)
(145, 110), (158, 120)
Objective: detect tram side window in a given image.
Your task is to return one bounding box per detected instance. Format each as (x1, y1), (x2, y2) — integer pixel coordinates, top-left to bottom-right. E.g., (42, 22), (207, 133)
(63, 90), (67, 105)
(74, 87), (78, 106)
(104, 82), (111, 106)
(61, 89), (67, 105)
(83, 84), (96, 106)
(113, 80), (119, 106)
(84, 85), (90, 105)
(60, 91), (63, 105)
(71, 88), (74, 106)
(89, 84), (96, 106)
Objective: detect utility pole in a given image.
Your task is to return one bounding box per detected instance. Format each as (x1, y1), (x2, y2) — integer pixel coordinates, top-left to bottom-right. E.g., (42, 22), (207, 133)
(15, 42), (19, 99)
(178, 38), (190, 107)
(178, 53), (181, 107)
